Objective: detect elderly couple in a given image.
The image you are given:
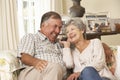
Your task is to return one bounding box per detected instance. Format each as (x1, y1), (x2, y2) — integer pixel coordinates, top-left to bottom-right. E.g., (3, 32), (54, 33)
(17, 11), (117, 80)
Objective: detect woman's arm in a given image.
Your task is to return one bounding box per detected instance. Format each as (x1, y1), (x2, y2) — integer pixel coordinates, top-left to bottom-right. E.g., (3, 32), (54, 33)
(60, 40), (74, 69)
(63, 48), (74, 69)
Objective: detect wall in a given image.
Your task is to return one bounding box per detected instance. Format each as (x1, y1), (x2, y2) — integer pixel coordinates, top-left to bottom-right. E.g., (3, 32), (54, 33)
(63, 0), (120, 18)
(101, 34), (120, 46)
(62, 0), (120, 45)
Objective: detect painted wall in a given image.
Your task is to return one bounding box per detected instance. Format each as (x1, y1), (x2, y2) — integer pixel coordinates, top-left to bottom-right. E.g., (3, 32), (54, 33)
(101, 34), (120, 46)
(62, 0), (120, 18)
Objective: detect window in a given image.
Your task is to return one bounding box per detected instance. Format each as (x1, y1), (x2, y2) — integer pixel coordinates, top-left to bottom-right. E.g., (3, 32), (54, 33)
(17, 0), (39, 38)
(17, 0), (63, 38)
(22, 0), (35, 33)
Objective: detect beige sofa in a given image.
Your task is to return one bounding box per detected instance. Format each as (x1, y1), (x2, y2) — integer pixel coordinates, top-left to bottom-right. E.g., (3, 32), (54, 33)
(0, 51), (20, 80)
(104, 44), (120, 80)
(0, 44), (120, 80)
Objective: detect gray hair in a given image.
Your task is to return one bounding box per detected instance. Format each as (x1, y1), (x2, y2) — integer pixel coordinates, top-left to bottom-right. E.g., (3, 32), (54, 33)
(65, 18), (86, 32)
(65, 18), (86, 49)
(40, 11), (61, 27)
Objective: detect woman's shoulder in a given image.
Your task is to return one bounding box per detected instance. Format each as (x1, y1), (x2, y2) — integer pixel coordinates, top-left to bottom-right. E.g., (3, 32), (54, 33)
(90, 38), (101, 42)
(90, 38), (102, 45)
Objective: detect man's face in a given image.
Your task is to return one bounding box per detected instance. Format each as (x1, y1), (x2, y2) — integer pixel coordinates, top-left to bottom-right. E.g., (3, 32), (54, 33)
(41, 18), (62, 42)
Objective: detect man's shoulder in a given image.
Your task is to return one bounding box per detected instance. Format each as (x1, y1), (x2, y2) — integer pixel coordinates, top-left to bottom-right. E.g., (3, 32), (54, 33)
(21, 32), (53, 43)
(23, 32), (42, 38)
(22, 32), (47, 41)
(22, 33), (35, 39)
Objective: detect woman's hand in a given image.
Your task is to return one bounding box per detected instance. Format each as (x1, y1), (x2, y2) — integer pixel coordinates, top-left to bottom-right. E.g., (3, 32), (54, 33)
(59, 38), (71, 48)
(67, 72), (80, 80)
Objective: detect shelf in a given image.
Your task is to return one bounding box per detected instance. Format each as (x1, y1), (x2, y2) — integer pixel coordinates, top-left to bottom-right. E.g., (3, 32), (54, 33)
(85, 31), (119, 40)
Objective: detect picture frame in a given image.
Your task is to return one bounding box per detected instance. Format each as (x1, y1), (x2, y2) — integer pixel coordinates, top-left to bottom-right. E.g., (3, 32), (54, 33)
(57, 16), (70, 40)
(85, 12), (109, 32)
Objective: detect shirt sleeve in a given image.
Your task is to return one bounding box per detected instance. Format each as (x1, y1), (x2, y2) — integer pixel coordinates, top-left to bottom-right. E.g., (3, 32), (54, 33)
(17, 33), (35, 58)
(88, 39), (106, 71)
(62, 48), (74, 69)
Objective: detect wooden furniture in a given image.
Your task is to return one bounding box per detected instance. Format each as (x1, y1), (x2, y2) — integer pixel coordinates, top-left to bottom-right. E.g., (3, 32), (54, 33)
(85, 31), (119, 40)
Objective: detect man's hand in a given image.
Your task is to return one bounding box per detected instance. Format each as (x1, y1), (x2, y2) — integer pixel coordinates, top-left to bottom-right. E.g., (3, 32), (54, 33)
(34, 60), (48, 72)
(21, 53), (48, 72)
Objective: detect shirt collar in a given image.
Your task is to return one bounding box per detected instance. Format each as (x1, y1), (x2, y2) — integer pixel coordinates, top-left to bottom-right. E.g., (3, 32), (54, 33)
(37, 31), (58, 43)
(37, 31), (47, 41)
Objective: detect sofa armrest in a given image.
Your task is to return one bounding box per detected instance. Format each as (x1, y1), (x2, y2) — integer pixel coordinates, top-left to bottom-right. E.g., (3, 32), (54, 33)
(0, 51), (20, 72)
(0, 51), (21, 80)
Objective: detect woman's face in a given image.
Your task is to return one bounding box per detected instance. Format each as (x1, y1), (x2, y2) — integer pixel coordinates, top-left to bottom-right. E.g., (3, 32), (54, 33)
(66, 24), (83, 44)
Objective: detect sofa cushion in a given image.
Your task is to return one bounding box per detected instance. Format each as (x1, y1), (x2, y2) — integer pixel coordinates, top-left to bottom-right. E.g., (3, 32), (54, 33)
(102, 43), (116, 75)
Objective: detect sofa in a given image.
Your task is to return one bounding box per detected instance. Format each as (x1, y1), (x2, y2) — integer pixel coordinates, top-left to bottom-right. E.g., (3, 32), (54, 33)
(0, 51), (20, 80)
(101, 43), (120, 80)
(0, 44), (120, 80)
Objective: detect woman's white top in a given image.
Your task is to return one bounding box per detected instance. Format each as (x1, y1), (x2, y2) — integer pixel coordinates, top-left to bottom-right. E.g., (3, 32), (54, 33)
(62, 38), (117, 80)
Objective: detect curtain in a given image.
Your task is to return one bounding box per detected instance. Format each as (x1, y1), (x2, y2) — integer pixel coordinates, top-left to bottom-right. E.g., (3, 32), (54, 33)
(51, 0), (63, 14)
(35, 0), (63, 30)
(36, 0), (63, 17)
(0, 0), (19, 51)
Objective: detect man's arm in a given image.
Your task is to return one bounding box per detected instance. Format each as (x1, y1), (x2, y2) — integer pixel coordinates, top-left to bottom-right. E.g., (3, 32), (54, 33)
(20, 53), (48, 71)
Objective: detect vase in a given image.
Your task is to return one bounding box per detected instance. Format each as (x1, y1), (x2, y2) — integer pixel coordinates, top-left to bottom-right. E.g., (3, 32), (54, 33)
(69, 0), (85, 17)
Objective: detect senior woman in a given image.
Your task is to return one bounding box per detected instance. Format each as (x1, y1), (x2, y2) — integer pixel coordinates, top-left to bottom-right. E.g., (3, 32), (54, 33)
(61, 18), (117, 80)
